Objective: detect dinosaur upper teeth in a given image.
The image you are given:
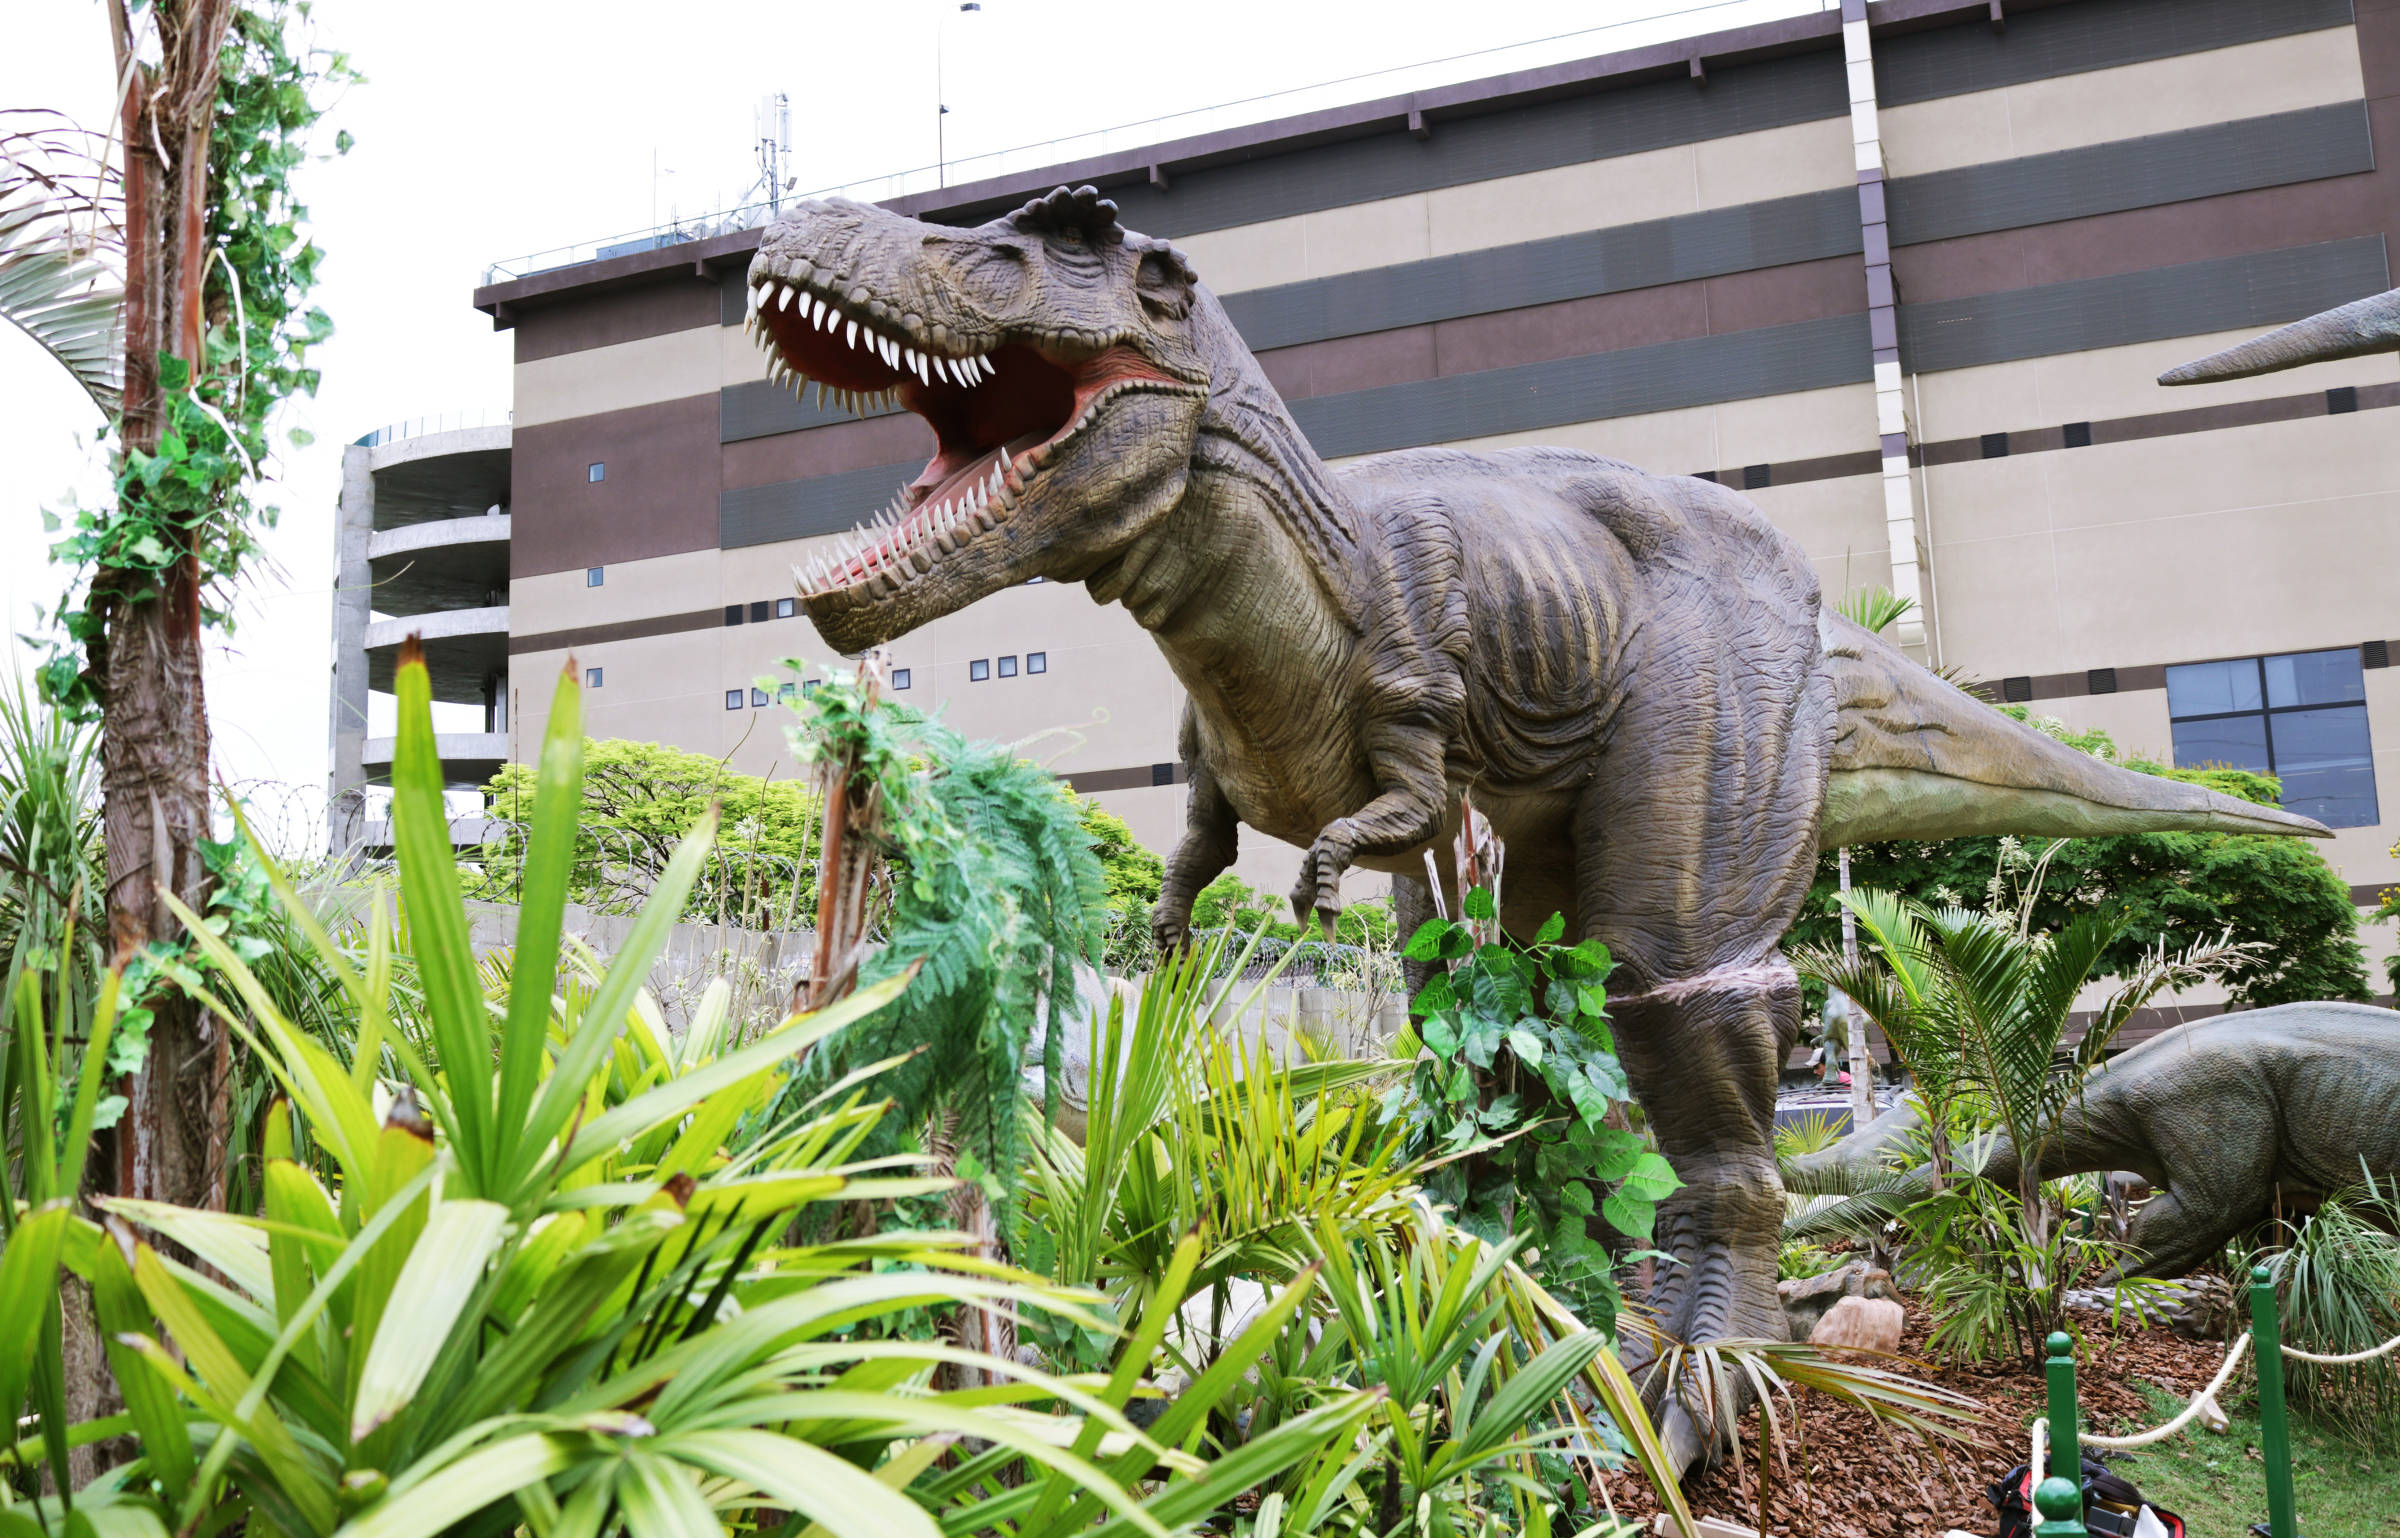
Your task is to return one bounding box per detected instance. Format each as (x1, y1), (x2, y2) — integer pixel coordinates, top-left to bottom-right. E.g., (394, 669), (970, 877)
(750, 273), (1002, 433)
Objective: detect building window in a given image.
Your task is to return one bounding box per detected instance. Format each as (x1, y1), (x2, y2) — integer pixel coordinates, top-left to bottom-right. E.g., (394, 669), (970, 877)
(1980, 432), (2009, 459)
(2062, 421), (2093, 449)
(1026, 651), (1046, 674)
(777, 682), (797, 702)
(892, 667), (912, 690)
(724, 604), (744, 626)
(802, 679), (821, 695)
(1742, 463), (1771, 490)
(586, 566), (604, 587)
(748, 600), (769, 624)
(997, 654), (1018, 678)
(2328, 385), (2359, 415)
(2166, 649), (2379, 828)
(725, 689), (745, 710)
(1150, 763), (1176, 787)
(588, 463), (605, 483)
(585, 667), (603, 688)
(775, 597), (796, 618)
(969, 659), (989, 681)
(751, 687), (770, 707)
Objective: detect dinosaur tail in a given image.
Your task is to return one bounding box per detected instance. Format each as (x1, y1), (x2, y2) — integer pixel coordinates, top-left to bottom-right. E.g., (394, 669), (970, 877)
(2157, 287), (2400, 385)
(1820, 614), (2331, 847)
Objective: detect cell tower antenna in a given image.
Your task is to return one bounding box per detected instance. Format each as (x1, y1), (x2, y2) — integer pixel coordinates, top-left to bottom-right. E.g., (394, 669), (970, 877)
(753, 91), (792, 212)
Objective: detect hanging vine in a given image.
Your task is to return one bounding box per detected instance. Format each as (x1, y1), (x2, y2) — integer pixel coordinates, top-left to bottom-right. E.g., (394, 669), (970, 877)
(38, 1), (357, 719)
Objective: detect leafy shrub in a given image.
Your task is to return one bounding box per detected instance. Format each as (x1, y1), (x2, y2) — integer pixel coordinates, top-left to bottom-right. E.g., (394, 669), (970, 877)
(1386, 888), (1678, 1332)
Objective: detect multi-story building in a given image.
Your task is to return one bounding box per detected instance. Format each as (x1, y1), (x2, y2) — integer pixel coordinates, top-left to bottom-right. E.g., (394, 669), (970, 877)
(335, 0), (2400, 920)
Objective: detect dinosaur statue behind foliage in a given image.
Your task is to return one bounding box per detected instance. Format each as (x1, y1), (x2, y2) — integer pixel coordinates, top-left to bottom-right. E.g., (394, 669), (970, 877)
(745, 185), (2330, 1475)
(1787, 1003), (2400, 1279)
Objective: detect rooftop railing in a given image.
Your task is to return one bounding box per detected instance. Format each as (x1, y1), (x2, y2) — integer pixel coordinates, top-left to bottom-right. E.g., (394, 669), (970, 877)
(479, 0), (1830, 286)
(352, 408), (514, 449)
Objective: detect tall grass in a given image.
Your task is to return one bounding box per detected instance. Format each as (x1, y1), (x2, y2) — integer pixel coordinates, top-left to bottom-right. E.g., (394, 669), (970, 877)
(2257, 1176), (2400, 1449)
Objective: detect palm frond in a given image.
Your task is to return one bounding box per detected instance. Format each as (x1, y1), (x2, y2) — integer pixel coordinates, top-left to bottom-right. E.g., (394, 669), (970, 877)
(0, 110), (123, 414)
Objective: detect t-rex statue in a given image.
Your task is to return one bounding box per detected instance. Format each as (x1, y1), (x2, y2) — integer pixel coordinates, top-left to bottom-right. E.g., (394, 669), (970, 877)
(1787, 1003), (2400, 1278)
(748, 185), (2330, 1471)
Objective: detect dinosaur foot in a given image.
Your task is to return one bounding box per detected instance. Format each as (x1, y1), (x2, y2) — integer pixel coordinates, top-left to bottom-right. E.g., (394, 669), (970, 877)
(1627, 1201), (1791, 1480)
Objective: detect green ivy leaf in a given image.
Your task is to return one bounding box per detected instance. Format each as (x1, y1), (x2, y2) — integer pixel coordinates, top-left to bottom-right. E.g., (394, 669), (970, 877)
(1533, 911), (1565, 945)
(1410, 971), (1456, 1019)
(1462, 885), (1496, 921)
(1420, 1010), (1460, 1055)
(1584, 1126), (1646, 1181)
(1505, 1027), (1543, 1067)
(1601, 1189), (1657, 1241)
(1620, 1150), (1683, 1201)
(1401, 918), (1451, 961)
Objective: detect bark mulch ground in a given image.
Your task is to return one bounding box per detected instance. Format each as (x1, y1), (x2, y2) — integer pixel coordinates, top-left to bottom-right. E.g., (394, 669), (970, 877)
(1597, 1299), (2235, 1537)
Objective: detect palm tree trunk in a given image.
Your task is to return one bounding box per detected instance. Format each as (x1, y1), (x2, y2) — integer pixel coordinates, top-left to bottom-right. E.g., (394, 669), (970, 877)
(101, 0), (235, 1221)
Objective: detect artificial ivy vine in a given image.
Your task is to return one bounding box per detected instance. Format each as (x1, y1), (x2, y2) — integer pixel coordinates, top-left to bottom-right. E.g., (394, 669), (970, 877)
(37, 1), (356, 717)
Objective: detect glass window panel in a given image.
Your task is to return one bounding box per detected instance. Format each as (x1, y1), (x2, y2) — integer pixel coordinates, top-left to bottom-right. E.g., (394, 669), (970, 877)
(892, 668), (912, 690)
(2267, 705), (2380, 828)
(2165, 659), (2260, 718)
(2264, 648), (2364, 708)
(2170, 714), (2270, 775)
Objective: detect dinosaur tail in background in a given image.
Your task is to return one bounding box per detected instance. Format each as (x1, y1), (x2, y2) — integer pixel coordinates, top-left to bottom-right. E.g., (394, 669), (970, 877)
(1818, 614), (2331, 848)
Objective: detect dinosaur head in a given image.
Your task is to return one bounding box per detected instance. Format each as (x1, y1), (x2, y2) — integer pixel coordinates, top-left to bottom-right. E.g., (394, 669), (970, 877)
(747, 186), (1211, 652)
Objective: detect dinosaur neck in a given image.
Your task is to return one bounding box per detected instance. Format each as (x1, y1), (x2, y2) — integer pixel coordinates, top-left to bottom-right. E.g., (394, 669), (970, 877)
(1101, 290), (1363, 635)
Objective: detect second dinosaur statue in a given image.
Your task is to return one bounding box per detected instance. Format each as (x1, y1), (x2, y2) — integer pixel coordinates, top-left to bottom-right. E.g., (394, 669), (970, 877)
(747, 186), (2330, 1473)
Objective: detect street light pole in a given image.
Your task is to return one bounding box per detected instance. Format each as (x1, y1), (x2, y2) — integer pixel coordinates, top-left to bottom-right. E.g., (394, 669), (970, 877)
(938, 3), (982, 187)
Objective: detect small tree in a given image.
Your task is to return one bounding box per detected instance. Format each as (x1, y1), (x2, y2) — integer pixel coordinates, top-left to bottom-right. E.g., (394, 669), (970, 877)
(1795, 881), (2241, 1359)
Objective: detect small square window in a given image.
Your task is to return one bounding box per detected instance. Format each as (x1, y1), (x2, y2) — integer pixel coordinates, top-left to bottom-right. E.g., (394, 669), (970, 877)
(1980, 432), (2009, 459)
(2001, 675), (2033, 703)
(588, 463), (605, 483)
(725, 689), (745, 710)
(2328, 385), (2359, 415)
(1026, 651), (1046, 675)
(969, 659), (990, 681)
(748, 600), (770, 624)
(777, 682), (797, 702)
(586, 566), (605, 587)
(2062, 421), (2092, 449)
(997, 655), (1018, 678)
(892, 667), (912, 690)
(724, 604), (745, 627)
(802, 679), (821, 695)
(751, 687), (770, 707)
(1742, 463), (1770, 490)
(1150, 763), (1176, 787)
(775, 597), (795, 618)
(585, 667), (603, 688)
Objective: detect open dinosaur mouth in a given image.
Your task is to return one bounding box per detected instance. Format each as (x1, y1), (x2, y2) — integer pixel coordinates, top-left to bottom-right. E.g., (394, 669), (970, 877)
(746, 272), (1197, 600)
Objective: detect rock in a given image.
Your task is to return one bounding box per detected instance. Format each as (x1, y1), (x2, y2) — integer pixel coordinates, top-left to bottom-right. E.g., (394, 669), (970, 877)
(2160, 1274), (2237, 1341)
(1810, 1294), (1905, 1353)
(1776, 1259), (1896, 1339)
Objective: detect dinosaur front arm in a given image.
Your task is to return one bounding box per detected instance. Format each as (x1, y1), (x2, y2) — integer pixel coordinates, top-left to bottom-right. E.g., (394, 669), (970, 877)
(1290, 715), (1452, 933)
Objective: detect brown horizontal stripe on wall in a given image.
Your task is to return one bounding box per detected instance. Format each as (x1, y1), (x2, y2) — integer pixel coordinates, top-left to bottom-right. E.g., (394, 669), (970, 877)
(513, 272), (723, 363)
(1890, 143), (2396, 307)
(1064, 763), (1187, 794)
(1918, 380), (2400, 467)
(722, 410), (932, 492)
(1970, 639), (2400, 707)
(2349, 882), (2392, 910)
(508, 609), (726, 656)
(1871, 0), (2354, 108)
(511, 394), (721, 578)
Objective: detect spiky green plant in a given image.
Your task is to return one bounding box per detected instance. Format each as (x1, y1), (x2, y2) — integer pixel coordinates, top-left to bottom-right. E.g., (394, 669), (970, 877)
(2256, 1174), (2400, 1449)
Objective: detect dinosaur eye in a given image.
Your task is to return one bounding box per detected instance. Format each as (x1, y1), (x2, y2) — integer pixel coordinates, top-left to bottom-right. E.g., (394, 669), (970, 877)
(1134, 249), (1194, 319)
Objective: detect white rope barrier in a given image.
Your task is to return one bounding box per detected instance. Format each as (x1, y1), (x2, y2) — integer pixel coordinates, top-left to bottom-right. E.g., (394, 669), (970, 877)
(2021, 1322), (2400, 1468)
(2280, 1330), (2400, 1366)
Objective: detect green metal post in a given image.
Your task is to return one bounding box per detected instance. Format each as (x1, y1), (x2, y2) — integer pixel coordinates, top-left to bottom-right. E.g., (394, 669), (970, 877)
(2251, 1263), (2301, 1538)
(2033, 1475), (2088, 1538)
(2045, 1330), (2081, 1487)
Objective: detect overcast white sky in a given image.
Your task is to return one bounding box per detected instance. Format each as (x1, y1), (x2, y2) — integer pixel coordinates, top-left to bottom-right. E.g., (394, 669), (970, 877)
(2, 0), (1823, 840)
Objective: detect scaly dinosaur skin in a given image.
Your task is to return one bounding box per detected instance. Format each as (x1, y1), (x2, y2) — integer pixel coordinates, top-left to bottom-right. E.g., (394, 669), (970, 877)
(2161, 286), (2400, 384)
(1788, 1004), (2400, 1277)
(749, 187), (2329, 1474)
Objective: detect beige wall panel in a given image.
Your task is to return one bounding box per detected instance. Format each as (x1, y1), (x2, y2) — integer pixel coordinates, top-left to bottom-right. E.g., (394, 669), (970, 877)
(1914, 329), (2400, 441)
(2034, 688), (2176, 767)
(1178, 215), (1313, 296)
(1690, 115), (1854, 210)
(1926, 454), (2056, 547)
(1744, 474), (1887, 571)
(1878, 28), (2364, 178)
(1301, 195), (1432, 279)
(1400, 383), (1876, 475)
(1918, 529), (2068, 677)
(1176, 119), (1851, 297)
(2043, 415), (2399, 534)
(1427, 143), (1698, 256)
(2048, 490), (2400, 671)
(1712, 382), (1877, 465)
(512, 548), (725, 633)
(515, 326), (720, 427)
(721, 322), (775, 389)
